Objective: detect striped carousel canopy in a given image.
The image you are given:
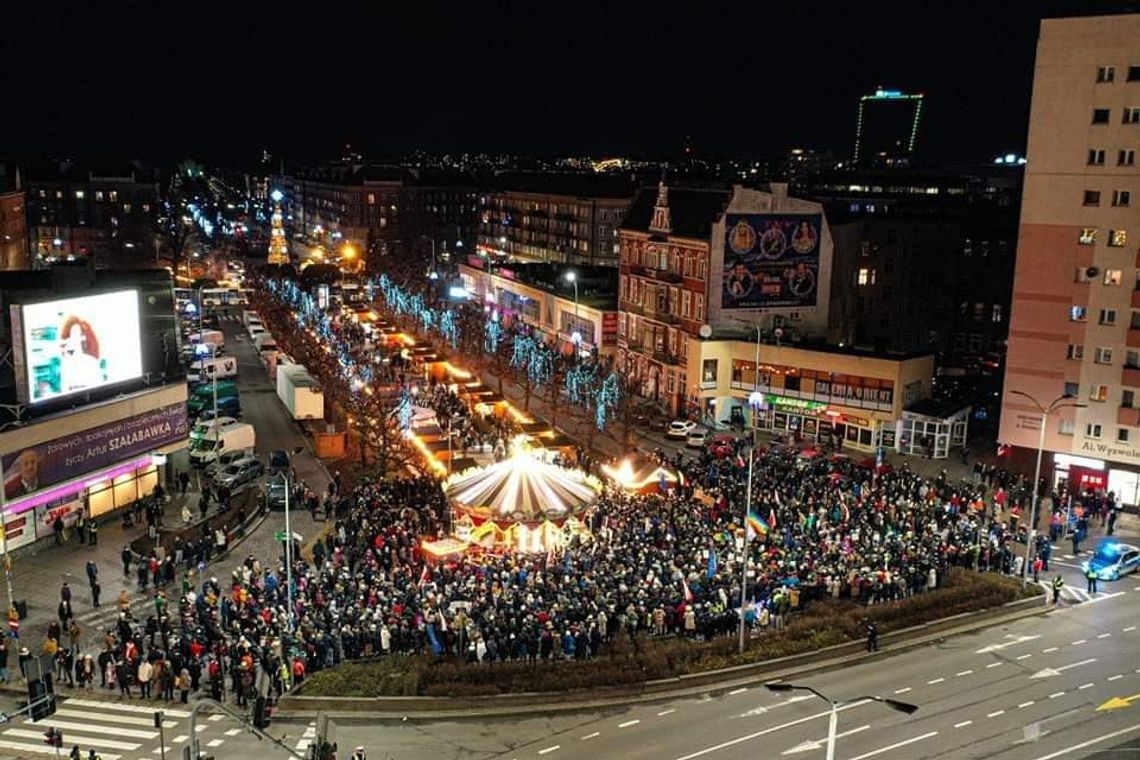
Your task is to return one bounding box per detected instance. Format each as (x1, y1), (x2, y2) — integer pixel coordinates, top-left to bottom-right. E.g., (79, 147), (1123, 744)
(444, 451), (603, 524)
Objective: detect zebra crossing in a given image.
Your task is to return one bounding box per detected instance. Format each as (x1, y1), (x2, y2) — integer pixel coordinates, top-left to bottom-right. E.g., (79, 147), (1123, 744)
(0, 697), (224, 760)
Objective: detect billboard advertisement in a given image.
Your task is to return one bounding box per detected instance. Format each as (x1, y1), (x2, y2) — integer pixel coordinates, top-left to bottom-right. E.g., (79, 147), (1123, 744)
(2, 402), (187, 502)
(17, 290), (143, 404)
(722, 214), (821, 310)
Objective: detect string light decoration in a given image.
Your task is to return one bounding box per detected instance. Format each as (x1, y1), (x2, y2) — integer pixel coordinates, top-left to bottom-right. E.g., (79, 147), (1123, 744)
(595, 371), (621, 430)
(484, 315), (503, 354)
(397, 387), (414, 432)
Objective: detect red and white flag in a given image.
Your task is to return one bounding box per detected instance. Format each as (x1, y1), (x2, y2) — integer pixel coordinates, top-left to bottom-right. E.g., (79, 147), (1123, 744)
(682, 578), (694, 603)
(419, 564), (431, 586)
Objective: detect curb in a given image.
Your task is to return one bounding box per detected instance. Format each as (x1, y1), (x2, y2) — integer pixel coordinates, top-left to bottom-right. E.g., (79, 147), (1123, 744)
(274, 594), (1051, 720)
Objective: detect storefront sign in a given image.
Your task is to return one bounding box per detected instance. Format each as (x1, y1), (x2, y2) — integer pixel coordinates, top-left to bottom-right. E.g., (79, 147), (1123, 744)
(602, 313), (619, 346)
(1079, 439), (1140, 463)
(0, 511), (35, 555)
(2, 402), (187, 503)
(765, 395), (827, 415)
(881, 429), (897, 449)
(1069, 465), (1107, 490)
(842, 414), (870, 427)
(34, 498), (84, 538)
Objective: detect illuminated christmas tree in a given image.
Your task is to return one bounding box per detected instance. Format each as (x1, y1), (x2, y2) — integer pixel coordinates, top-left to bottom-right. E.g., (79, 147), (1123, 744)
(267, 189), (290, 265)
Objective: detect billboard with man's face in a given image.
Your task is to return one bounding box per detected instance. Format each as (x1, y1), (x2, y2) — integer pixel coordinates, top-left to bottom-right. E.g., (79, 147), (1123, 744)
(722, 214), (821, 310)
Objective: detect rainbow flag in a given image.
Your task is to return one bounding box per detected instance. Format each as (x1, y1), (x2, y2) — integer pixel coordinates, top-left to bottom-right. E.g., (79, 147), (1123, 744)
(745, 510), (770, 540)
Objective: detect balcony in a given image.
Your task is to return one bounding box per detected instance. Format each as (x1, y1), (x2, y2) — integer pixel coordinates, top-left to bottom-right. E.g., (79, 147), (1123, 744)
(653, 350), (684, 367)
(1123, 366), (1140, 387)
(630, 264), (683, 284)
(624, 301), (679, 324)
(1119, 406), (1140, 427)
(1132, 289), (1140, 309)
(1129, 329), (1140, 349)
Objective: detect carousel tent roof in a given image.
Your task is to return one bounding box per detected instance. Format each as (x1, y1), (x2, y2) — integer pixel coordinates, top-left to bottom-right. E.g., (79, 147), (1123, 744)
(601, 453), (680, 491)
(445, 451), (602, 524)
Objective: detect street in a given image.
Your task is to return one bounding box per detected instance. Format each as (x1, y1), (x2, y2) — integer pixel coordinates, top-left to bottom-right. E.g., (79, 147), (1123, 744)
(254, 583), (1140, 760)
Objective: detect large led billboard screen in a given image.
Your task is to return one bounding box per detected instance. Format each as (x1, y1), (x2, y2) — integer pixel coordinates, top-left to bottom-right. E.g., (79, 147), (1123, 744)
(16, 290), (143, 403)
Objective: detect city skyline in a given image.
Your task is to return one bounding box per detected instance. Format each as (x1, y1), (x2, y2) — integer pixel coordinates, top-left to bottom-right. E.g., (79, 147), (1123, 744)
(0, 0), (1118, 165)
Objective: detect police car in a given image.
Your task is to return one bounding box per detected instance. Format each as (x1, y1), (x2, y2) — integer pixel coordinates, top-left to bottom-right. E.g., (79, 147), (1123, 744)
(1082, 542), (1140, 581)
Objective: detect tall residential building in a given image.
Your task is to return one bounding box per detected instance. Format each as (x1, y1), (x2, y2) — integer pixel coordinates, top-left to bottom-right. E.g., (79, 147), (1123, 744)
(0, 168), (28, 270)
(999, 13), (1140, 506)
(853, 88), (925, 168)
(477, 172), (636, 267)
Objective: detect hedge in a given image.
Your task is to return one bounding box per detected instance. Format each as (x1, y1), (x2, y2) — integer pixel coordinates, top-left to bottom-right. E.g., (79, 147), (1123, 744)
(297, 569), (1040, 698)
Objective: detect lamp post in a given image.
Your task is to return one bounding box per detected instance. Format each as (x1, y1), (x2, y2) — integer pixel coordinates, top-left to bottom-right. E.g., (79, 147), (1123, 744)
(272, 471), (295, 639)
(737, 322), (762, 654)
(1008, 390), (1086, 588)
(564, 271), (580, 347)
(766, 683), (919, 760)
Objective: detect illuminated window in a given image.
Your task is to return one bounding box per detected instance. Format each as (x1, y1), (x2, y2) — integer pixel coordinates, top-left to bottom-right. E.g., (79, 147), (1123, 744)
(1105, 269), (1123, 285)
(1070, 305), (1088, 322)
(1059, 419), (1076, 435)
(1110, 230), (1128, 247)
(367, 193), (376, 205)
(1079, 228), (1098, 245)
(991, 304), (1004, 322)
(1091, 385), (1109, 402)
(857, 267), (876, 285)
(94, 191), (104, 201)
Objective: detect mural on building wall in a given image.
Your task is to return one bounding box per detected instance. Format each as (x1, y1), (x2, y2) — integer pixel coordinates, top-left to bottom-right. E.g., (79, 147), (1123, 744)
(722, 214), (821, 310)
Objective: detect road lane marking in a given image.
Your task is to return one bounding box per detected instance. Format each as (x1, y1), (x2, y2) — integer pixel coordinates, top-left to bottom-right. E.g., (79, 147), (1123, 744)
(927, 678), (945, 684)
(893, 687), (912, 694)
(1018, 701), (1036, 708)
(1031, 658), (1098, 679)
(538, 746), (561, 755)
(728, 687), (748, 695)
(987, 710), (1005, 718)
(1110, 675), (1124, 681)
(1071, 639), (1087, 645)
(1097, 633), (1112, 639)
(1086, 591), (1127, 604)
(975, 634), (1041, 653)
(846, 731), (938, 760)
(618, 720), (640, 728)
(670, 700), (872, 760)
(657, 709), (675, 717)
(1049, 691), (1066, 698)
(987, 662), (1003, 668)
(1063, 554), (1075, 559)
(781, 725), (871, 754)
(1125, 626), (1137, 632)
(1043, 647), (1059, 653)
(1016, 654), (1033, 660)
(954, 720), (973, 728)
(581, 733), (599, 740)
(956, 670), (973, 676)
(1079, 683), (1095, 690)
(1032, 721), (1140, 760)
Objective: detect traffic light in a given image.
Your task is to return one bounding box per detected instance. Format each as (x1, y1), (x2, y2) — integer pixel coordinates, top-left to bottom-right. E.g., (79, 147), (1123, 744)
(43, 727), (62, 747)
(28, 677), (56, 721)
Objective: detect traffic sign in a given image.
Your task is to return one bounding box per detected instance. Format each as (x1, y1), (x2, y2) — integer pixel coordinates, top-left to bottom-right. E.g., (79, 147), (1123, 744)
(275, 531), (287, 542)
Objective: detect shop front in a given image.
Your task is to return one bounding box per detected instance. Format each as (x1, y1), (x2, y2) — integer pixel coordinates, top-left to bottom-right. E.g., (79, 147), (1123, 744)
(897, 400), (971, 460)
(749, 394), (891, 453)
(1051, 453), (1140, 509)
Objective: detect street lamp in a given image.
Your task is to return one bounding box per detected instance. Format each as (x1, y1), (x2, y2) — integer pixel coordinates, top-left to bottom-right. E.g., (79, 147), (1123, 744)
(765, 683), (918, 760)
(1008, 390), (1087, 588)
(731, 319), (763, 654)
(271, 471), (295, 638)
(564, 271), (580, 347)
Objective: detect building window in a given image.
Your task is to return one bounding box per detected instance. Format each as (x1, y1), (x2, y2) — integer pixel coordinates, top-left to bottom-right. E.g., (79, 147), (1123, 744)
(1067, 344), (1084, 360)
(1096, 347), (1114, 364)
(1130, 65), (1140, 81)
(1106, 269), (1123, 285)
(857, 267), (876, 285)
(1120, 428), (1131, 443)
(1129, 351), (1140, 369)
(1125, 390), (1136, 408)
(108, 191), (117, 202)
(1071, 305), (1088, 322)
(1091, 384), (1109, 401)
(1079, 227), (1098, 245)
(1093, 108), (1111, 124)
(1065, 381), (1080, 397)
(1087, 423), (1104, 438)
(988, 304), (1001, 323)
(681, 290), (691, 319)
(1127, 108), (1140, 125)
(1090, 149), (1107, 165)
(1060, 419), (1076, 435)
(1084, 190), (1102, 206)
(694, 294), (705, 322)
(1114, 190), (1132, 207)
(367, 193), (376, 205)
(74, 190), (84, 199)
(701, 359), (718, 383)
(1099, 65), (1116, 83)
(1111, 230), (1128, 247)
(1120, 149), (1136, 166)
(1100, 308), (1117, 325)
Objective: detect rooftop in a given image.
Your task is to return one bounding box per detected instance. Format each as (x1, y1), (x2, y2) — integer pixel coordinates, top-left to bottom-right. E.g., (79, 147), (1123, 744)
(487, 171), (638, 199)
(621, 185), (732, 240)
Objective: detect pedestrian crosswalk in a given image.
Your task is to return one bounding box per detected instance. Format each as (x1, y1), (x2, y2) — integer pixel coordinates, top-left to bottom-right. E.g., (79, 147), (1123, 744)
(0, 697), (205, 760)
(1035, 579), (1116, 603)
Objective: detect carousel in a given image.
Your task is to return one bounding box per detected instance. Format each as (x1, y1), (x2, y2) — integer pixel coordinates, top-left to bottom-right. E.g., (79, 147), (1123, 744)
(424, 443), (602, 557)
(600, 453), (680, 495)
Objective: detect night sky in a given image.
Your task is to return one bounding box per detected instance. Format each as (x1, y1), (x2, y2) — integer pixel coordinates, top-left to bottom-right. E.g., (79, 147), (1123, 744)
(0, 0), (1128, 165)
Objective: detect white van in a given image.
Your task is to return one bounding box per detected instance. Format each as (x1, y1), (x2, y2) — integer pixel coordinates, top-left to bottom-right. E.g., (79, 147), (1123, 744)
(254, 333), (277, 353)
(247, 321), (266, 341)
(242, 310), (261, 329)
(188, 421), (256, 467)
(189, 416), (238, 443)
(188, 355), (238, 384)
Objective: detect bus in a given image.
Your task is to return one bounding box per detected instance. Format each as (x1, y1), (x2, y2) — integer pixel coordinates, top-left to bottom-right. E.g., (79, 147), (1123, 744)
(200, 288), (249, 307)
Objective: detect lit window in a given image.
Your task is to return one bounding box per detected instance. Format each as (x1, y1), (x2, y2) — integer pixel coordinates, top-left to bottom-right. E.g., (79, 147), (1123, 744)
(1091, 385), (1109, 402)
(1111, 230), (1128, 247)
(1079, 228), (1098, 245)
(1087, 423), (1103, 438)
(1096, 347), (1114, 364)
(1059, 419), (1076, 435)
(94, 191), (104, 202)
(1105, 269), (1123, 285)
(991, 304), (1003, 322)
(367, 193), (376, 205)
(857, 267), (876, 285)
(1070, 305), (1088, 321)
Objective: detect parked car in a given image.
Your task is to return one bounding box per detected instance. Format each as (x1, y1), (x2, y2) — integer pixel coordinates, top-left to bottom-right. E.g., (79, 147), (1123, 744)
(666, 420), (697, 439)
(265, 479), (289, 511)
(707, 434), (735, 459)
(203, 449), (250, 480)
(267, 449), (290, 475)
(212, 456), (265, 490)
(1082, 542), (1140, 581)
(685, 428), (710, 449)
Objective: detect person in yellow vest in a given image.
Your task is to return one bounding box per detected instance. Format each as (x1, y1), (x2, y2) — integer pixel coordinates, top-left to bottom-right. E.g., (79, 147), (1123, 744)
(1051, 574), (1065, 605)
